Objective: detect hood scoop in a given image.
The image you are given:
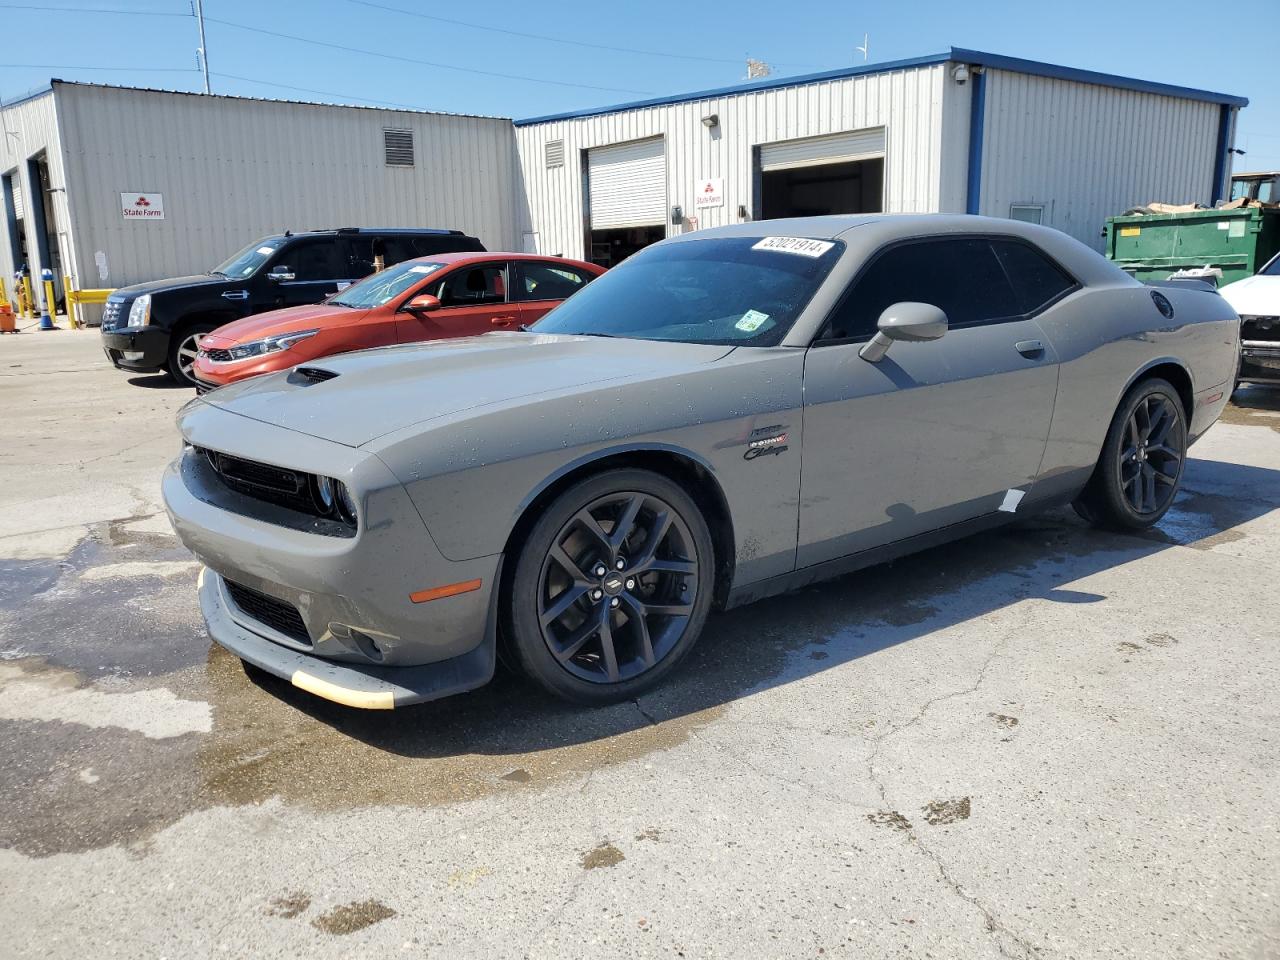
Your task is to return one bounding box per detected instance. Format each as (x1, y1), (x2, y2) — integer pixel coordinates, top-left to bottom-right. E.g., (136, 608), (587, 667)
(288, 366), (339, 386)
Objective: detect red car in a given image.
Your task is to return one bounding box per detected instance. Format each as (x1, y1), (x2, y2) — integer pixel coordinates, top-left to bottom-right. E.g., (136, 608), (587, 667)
(192, 253), (603, 390)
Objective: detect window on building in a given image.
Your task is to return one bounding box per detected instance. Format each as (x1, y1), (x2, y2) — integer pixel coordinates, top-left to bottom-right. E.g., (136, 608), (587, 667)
(513, 261), (592, 302)
(822, 238), (1021, 340)
(1009, 203), (1045, 225)
(989, 239), (1077, 314)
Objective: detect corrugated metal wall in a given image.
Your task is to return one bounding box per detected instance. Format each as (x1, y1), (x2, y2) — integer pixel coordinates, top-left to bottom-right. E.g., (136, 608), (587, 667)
(0, 91), (73, 288)
(55, 83), (525, 289)
(515, 64), (949, 260)
(978, 69), (1222, 249)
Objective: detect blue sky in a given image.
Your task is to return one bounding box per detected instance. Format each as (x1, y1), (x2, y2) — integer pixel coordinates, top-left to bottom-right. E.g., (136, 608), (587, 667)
(3, 0), (1277, 171)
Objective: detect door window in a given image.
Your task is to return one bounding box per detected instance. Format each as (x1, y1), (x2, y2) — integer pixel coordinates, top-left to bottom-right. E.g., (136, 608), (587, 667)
(513, 262), (593, 302)
(435, 265), (507, 307)
(822, 238), (1024, 341)
(989, 239), (1077, 314)
(280, 240), (342, 282)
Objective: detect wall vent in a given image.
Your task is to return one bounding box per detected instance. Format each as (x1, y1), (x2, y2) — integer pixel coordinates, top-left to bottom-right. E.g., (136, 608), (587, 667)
(383, 128), (415, 167)
(545, 139), (565, 169)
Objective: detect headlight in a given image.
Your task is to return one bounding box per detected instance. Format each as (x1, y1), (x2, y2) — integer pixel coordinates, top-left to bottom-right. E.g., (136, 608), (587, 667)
(127, 294), (151, 327)
(226, 328), (319, 361)
(310, 474), (357, 525)
(335, 481), (358, 524)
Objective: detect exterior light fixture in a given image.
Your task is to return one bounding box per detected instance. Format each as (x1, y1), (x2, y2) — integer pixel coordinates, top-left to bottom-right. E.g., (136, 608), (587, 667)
(701, 114), (719, 129)
(671, 205), (684, 225)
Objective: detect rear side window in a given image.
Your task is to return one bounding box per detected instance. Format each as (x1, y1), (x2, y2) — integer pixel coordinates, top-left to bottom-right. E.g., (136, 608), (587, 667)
(514, 262), (593, 302)
(823, 238), (1020, 340)
(280, 240), (342, 282)
(990, 239), (1076, 313)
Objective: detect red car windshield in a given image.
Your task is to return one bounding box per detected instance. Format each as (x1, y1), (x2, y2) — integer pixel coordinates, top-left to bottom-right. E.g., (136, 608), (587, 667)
(330, 260), (447, 308)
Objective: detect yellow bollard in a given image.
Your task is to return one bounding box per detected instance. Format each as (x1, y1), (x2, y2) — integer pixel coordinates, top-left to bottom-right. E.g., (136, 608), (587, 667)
(21, 276), (34, 319)
(0, 276), (8, 308)
(43, 278), (57, 327)
(63, 275), (78, 329)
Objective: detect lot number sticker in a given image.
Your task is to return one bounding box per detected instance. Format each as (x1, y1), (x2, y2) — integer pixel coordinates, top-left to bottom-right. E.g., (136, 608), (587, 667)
(752, 236), (834, 258)
(736, 309), (770, 332)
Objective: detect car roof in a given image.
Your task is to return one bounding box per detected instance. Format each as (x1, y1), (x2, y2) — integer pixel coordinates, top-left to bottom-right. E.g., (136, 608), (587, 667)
(401, 251), (601, 269)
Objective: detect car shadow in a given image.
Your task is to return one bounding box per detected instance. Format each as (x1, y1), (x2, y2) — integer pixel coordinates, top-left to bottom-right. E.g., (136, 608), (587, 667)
(126, 375), (189, 390)
(243, 455), (1279, 758)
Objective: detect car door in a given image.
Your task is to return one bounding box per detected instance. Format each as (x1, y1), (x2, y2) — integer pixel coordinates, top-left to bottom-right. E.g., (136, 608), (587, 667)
(510, 260), (596, 325)
(395, 261), (517, 342)
(259, 238), (346, 310)
(797, 236), (1071, 568)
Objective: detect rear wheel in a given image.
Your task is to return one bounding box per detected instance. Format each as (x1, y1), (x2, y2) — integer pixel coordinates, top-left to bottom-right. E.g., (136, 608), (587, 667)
(504, 469), (715, 705)
(1073, 377), (1187, 530)
(166, 323), (216, 386)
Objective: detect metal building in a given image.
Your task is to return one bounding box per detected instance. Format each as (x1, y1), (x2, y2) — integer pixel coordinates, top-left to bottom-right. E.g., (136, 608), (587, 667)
(0, 81), (521, 316)
(514, 48), (1247, 265)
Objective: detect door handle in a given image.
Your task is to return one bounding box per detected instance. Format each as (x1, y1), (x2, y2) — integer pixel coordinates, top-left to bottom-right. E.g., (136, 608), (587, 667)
(490, 315), (517, 324)
(1015, 339), (1044, 358)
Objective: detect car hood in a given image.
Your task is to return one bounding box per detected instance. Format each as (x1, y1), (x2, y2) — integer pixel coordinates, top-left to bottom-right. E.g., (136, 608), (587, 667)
(198, 333), (735, 447)
(200, 303), (366, 347)
(113, 274), (230, 297)
(1219, 274), (1280, 316)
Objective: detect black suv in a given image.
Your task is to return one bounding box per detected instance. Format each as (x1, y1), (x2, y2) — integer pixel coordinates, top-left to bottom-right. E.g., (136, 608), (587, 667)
(101, 227), (484, 385)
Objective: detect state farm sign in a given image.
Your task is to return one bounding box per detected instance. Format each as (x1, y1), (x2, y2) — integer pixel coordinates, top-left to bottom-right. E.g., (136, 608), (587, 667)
(693, 177), (724, 210)
(121, 192), (165, 220)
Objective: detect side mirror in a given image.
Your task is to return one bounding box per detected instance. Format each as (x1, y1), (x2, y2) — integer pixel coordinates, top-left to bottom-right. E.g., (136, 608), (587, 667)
(404, 293), (442, 314)
(267, 266), (295, 282)
(859, 302), (948, 362)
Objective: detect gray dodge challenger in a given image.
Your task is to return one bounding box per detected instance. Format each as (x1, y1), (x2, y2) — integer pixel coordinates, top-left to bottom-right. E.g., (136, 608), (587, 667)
(163, 215), (1238, 709)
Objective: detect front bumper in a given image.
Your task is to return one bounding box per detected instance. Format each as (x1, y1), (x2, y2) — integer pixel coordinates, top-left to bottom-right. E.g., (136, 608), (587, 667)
(102, 327), (169, 372)
(163, 413), (501, 708)
(1240, 341), (1280, 385)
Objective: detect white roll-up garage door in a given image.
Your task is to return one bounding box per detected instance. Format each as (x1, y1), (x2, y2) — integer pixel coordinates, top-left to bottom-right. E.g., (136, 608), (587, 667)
(587, 138), (666, 230)
(9, 182), (23, 220)
(759, 128), (886, 172)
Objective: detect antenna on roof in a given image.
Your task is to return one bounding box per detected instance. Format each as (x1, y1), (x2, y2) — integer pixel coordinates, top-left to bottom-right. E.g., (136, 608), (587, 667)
(855, 34), (869, 63)
(193, 0), (211, 94)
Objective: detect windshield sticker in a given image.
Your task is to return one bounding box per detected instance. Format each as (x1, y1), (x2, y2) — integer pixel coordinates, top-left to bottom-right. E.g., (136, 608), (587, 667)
(752, 236), (835, 258)
(335, 281), (352, 291)
(408, 264), (441, 274)
(256, 246), (276, 256)
(735, 309), (770, 332)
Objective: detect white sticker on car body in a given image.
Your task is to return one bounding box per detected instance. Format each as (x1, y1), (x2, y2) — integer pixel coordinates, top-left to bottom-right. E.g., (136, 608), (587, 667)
(736, 309), (770, 332)
(752, 236), (836, 258)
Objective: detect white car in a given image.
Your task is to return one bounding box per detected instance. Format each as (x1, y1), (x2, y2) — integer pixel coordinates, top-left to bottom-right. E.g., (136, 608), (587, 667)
(1220, 252), (1280, 387)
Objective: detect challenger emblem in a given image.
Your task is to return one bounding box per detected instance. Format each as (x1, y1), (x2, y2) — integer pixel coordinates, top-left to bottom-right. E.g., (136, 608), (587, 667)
(744, 432), (789, 460)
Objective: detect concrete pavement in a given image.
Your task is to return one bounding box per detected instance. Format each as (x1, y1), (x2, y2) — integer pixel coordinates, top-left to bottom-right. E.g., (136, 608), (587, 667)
(1, 330), (1277, 959)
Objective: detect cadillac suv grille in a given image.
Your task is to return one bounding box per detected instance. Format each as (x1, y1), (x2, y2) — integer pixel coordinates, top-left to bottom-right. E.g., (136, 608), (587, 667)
(224, 579), (311, 646)
(101, 298), (126, 331)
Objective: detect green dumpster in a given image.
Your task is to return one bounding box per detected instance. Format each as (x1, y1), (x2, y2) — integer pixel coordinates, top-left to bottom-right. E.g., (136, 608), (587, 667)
(1103, 206), (1280, 287)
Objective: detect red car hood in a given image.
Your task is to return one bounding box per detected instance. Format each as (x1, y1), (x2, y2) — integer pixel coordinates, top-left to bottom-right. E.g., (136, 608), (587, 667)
(201, 303), (370, 347)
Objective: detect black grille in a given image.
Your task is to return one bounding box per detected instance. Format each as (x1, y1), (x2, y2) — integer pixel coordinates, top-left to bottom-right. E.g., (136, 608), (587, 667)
(224, 580), (311, 646)
(101, 298), (126, 331)
(201, 448), (319, 515)
(204, 347), (232, 361)
(1242, 315), (1280, 343)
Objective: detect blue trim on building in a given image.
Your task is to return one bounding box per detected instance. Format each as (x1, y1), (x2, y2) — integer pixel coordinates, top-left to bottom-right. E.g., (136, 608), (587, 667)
(515, 47), (1248, 126)
(0, 84), (53, 112)
(966, 69), (988, 216)
(1210, 104), (1233, 205)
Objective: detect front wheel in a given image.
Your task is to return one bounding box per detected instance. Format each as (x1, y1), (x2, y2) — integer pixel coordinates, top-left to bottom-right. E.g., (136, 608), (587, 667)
(504, 469), (715, 705)
(166, 324), (216, 386)
(1073, 377), (1187, 530)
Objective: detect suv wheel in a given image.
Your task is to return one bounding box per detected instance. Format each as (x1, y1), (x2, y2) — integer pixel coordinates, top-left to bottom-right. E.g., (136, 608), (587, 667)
(504, 469), (715, 705)
(167, 324), (215, 386)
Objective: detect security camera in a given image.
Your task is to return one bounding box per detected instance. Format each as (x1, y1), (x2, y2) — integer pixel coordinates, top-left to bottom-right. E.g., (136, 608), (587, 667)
(953, 64), (970, 85)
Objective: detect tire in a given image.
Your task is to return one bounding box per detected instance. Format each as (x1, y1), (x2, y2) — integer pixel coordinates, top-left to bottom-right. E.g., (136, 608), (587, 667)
(166, 322), (216, 386)
(503, 468), (716, 705)
(1073, 377), (1187, 530)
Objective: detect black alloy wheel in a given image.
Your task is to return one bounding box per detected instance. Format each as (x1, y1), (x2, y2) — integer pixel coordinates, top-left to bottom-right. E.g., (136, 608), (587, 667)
(505, 469), (715, 704)
(1074, 377), (1187, 530)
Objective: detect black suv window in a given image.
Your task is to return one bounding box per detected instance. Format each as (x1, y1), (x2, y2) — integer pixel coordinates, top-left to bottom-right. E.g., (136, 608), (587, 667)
(278, 239), (342, 282)
(990, 239), (1076, 313)
(823, 238), (1023, 341)
(513, 261), (593, 302)
(435, 264), (507, 307)
(344, 236), (386, 278)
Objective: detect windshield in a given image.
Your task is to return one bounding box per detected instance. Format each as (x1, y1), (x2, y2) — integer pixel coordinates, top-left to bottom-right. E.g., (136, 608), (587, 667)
(330, 260), (446, 308)
(212, 238), (285, 278)
(531, 236), (842, 346)
(1261, 251), (1280, 277)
